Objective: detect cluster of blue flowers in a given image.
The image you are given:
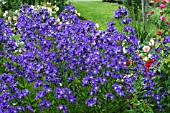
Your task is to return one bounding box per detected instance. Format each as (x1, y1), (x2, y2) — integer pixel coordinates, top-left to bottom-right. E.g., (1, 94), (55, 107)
(0, 19), (13, 44)
(114, 6), (128, 18)
(0, 4), (169, 112)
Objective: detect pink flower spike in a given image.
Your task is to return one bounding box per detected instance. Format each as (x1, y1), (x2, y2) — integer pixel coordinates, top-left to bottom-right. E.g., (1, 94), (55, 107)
(160, 16), (165, 21)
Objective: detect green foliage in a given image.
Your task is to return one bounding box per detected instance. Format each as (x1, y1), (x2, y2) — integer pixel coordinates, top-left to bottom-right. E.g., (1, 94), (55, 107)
(124, 0), (142, 21)
(50, 0), (68, 15)
(132, 20), (156, 43)
(123, 0), (152, 43)
(0, 0), (22, 11)
(0, 0), (67, 13)
(0, 45), (6, 74)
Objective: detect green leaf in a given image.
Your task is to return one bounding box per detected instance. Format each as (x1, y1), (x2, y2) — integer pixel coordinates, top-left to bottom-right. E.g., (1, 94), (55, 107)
(13, 34), (20, 41)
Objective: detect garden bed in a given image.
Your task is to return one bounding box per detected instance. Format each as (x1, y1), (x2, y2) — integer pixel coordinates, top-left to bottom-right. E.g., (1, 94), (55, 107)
(0, 0), (170, 112)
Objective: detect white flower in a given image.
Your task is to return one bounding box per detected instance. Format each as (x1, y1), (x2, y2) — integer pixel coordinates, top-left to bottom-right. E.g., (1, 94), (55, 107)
(20, 41), (25, 45)
(75, 10), (77, 14)
(95, 23), (99, 29)
(8, 16), (11, 21)
(123, 47), (127, 53)
(56, 18), (60, 22)
(15, 10), (19, 14)
(66, 21), (69, 25)
(59, 83), (62, 86)
(143, 46), (150, 52)
(56, 7), (59, 12)
(41, 6), (46, 9)
(143, 57), (148, 61)
(123, 74), (133, 80)
(92, 41), (96, 45)
(47, 8), (52, 14)
(13, 16), (17, 21)
(59, 22), (62, 25)
(30, 5), (35, 9)
(149, 38), (155, 46)
(148, 54), (152, 58)
(3, 11), (8, 17)
(126, 36), (130, 39)
(12, 103), (17, 106)
(122, 42), (125, 46)
(47, 2), (51, 5)
(2, 1), (6, 4)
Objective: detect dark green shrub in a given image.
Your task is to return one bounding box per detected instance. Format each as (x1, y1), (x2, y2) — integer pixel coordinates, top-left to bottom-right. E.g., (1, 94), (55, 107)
(0, 0), (22, 12)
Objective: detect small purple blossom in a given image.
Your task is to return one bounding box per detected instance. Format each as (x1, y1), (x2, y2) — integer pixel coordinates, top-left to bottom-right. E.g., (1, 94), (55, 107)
(122, 17), (132, 24)
(58, 104), (68, 113)
(114, 6), (128, 18)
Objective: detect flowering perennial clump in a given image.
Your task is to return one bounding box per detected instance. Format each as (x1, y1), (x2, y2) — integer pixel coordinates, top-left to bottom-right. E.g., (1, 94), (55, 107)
(0, 4), (169, 112)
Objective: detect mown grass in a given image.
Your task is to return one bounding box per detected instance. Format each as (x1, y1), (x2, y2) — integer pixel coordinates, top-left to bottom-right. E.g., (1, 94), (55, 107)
(72, 1), (123, 31)
(72, 1), (170, 33)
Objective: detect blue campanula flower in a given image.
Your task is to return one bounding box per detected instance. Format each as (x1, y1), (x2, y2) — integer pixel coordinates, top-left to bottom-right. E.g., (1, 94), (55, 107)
(122, 17), (132, 24)
(114, 6), (128, 18)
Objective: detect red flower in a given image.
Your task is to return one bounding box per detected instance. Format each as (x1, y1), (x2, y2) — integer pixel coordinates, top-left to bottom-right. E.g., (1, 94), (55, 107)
(145, 59), (154, 67)
(145, 62), (151, 67)
(148, 59), (154, 63)
(126, 60), (131, 65)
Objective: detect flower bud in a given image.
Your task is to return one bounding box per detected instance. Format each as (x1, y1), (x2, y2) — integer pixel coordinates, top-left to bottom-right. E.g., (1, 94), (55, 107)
(150, 10), (154, 14)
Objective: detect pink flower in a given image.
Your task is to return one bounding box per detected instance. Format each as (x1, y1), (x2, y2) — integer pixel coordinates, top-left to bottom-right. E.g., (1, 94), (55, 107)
(166, 22), (169, 25)
(143, 46), (150, 53)
(160, 16), (165, 21)
(160, 4), (165, 9)
(150, 10), (154, 14)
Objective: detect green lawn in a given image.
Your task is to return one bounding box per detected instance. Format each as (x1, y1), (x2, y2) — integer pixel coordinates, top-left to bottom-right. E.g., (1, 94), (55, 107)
(72, 1), (123, 31)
